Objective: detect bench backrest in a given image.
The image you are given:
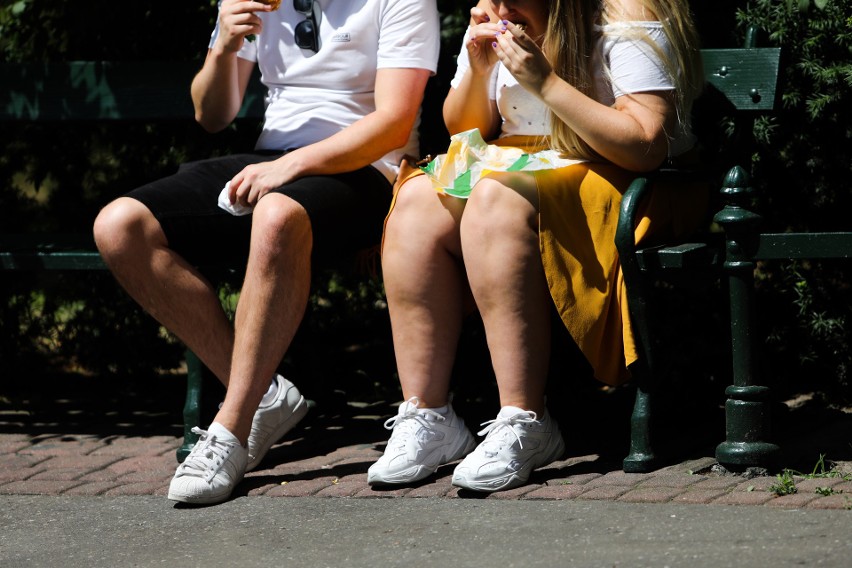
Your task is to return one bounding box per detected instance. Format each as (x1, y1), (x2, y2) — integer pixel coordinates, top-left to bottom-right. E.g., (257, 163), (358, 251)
(0, 61), (266, 122)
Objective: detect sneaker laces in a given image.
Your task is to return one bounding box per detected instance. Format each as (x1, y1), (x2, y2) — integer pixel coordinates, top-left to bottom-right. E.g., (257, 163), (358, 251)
(178, 427), (234, 481)
(382, 397), (446, 448)
(476, 411), (538, 452)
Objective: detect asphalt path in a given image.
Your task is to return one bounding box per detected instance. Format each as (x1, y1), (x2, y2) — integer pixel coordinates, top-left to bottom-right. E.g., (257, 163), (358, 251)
(1, 495), (849, 567)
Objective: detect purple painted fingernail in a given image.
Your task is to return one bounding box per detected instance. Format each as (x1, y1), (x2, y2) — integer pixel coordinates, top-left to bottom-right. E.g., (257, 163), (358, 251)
(502, 20), (508, 25)
(492, 42), (497, 48)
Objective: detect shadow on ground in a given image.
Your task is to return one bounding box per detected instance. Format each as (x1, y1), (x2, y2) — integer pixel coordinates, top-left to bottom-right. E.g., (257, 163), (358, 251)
(1, 367), (849, 475)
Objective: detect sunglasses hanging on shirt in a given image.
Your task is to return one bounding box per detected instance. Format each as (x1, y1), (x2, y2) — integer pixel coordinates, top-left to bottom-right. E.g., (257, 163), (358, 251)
(294, 0), (319, 52)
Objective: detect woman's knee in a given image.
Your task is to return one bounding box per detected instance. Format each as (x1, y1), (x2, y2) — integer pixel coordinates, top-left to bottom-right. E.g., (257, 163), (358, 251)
(385, 176), (459, 248)
(462, 178), (538, 243)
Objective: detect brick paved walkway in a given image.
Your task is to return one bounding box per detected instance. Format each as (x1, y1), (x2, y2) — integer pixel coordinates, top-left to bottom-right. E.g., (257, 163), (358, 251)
(2, 396), (850, 509)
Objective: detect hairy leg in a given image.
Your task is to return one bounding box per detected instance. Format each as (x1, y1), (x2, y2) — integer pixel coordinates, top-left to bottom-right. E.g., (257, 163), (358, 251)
(212, 193), (313, 444)
(460, 174), (550, 416)
(382, 176), (468, 408)
(93, 197), (234, 382)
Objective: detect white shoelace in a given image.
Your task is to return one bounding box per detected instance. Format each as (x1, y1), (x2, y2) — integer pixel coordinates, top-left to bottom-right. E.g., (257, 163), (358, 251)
(382, 397), (446, 449)
(179, 427), (233, 479)
(476, 411), (538, 451)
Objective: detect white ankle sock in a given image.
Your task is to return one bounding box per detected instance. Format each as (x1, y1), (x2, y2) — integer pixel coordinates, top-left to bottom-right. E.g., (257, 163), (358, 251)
(423, 404), (449, 415)
(259, 375), (280, 407)
(208, 421), (239, 444)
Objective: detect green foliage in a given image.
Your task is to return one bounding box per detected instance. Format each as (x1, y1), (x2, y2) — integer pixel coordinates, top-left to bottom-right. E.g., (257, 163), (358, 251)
(738, 0), (852, 405)
(768, 454), (851, 496)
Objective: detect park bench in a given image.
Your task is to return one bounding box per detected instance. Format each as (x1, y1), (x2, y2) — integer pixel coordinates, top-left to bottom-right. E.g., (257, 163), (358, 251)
(0, 60), (268, 461)
(618, 28), (852, 473)
(1, 29), (837, 475)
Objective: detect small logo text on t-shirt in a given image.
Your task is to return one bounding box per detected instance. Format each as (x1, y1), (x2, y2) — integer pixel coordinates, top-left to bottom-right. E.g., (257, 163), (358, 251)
(331, 33), (351, 43)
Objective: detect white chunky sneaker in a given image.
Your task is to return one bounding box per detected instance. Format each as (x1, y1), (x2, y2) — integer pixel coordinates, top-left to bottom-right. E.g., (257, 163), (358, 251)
(246, 374), (308, 472)
(368, 397), (476, 486)
(168, 424), (248, 505)
(452, 406), (565, 492)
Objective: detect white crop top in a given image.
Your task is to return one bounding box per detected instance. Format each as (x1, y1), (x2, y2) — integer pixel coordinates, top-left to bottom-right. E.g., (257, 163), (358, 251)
(450, 21), (695, 157)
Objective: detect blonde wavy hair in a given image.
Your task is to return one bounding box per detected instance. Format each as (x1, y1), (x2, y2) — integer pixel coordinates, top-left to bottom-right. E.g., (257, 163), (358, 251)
(543, 0), (704, 161)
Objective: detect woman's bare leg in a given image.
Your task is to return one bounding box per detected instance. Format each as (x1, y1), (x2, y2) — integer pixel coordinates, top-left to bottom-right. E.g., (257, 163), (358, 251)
(460, 174), (550, 416)
(382, 176), (468, 408)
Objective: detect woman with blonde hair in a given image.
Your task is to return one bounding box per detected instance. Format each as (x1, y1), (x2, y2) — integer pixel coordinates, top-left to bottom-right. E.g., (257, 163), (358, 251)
(368, 0), (705, 492)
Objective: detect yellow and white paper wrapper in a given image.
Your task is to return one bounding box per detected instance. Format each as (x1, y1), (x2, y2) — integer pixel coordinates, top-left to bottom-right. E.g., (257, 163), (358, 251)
(421, 128), (584, 198)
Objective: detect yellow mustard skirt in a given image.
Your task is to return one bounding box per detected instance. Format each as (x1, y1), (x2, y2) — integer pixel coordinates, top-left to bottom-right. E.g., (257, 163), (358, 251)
(387, 135), (709, 386)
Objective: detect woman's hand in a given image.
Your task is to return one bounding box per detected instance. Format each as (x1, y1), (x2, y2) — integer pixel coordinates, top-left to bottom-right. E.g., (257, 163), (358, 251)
(228, 153), (303, 207)
(214, 0), (272, 54)
(465, 6), (503, 77)
(492, 21), (555, 97)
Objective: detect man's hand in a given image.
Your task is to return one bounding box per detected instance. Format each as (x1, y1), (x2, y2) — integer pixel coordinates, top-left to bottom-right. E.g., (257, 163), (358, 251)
(228, 152), (305, 208)
(214, 0), (273, 54)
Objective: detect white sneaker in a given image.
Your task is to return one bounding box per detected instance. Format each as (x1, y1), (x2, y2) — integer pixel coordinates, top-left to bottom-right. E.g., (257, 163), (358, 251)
(452, 406), (565, 492)
(246, 374), (308, 472)
(168, 424), (247, 505)
(368, 397), (476, 486)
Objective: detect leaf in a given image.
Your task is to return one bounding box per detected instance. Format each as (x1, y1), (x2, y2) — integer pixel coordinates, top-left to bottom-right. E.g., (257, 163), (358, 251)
(814, 0), (828, 9)
(798, 0), (811, 11)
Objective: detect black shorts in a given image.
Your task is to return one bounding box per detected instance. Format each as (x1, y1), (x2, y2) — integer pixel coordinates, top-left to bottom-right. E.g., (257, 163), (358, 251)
(125, 153), (393, 268)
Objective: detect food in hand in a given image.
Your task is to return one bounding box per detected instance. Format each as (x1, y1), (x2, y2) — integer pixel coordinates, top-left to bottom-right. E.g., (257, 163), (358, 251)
(260, 0), (282, 9)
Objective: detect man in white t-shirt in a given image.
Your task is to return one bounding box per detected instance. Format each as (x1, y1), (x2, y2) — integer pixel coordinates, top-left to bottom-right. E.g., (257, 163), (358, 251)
(92, 0), (439, 505)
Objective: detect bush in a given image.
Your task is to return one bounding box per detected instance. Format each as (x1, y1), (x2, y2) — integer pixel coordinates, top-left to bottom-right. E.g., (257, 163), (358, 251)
(737, 0), (852, 405)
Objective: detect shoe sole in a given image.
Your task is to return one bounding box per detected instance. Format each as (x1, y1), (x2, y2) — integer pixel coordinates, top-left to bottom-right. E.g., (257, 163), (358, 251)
(452, 434), (566, 493)
(246, 396), (308, 472)
(368, 429), (477, 486)
(167, 470), (246, 505)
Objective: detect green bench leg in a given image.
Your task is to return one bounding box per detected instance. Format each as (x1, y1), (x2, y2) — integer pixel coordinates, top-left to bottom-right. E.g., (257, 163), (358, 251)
(713, 167), (780, 470)
(176, 348), (203, 463)
(623, 383), (657, 472)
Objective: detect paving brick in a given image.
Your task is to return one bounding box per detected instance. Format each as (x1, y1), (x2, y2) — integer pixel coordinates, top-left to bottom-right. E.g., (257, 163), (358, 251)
(638, 473), (705, 489)
(264, 477), (338, 497)
(405, 482), (454, 498)
(486, 485), (539, 500)
(765, 493), (819, 508)
(558, 472), (604, 486)
(524, 484), (586, 500)
(673, 489), (730, 505)
(105, 455), (175, 476)
(736, 477), (778, 492)
(315, 480), (368, 497)
(19, 436), (108, 457)
(89, 436), (180, 457)
(62, 482), (122, 496)
(795, 477), (846, 492)
(29, 468), (89, 481)
(618, 487), (685, 504)
(574, 486), (631, 501)
(41, 455), (121, 471)
(805, 494), (852, 510)
(689, 476), (743, 490)
(710, 490), (776, 506)
(581, 471), (645, 489)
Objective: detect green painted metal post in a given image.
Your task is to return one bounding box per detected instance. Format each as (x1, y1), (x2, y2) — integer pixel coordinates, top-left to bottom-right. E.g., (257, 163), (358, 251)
(176, 348), (203, 463)
(713, 167), (779, 470)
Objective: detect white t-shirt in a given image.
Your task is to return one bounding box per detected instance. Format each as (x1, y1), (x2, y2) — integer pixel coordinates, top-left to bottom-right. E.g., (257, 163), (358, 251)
(210, 0), (440, 181)
(450, 22), (695, 157)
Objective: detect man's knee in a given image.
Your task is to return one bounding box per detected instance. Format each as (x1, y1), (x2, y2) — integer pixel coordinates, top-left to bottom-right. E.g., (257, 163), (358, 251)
(251, 194), (313, 257)
(93, 197), (162, 261)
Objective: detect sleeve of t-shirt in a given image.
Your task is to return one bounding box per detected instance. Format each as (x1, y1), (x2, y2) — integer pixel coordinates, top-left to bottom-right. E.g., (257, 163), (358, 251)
(208, 1), (258, 62)
(377, 0), (440, 73)
(606, 26), (675, 98)
(449, 28), (498, 99)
